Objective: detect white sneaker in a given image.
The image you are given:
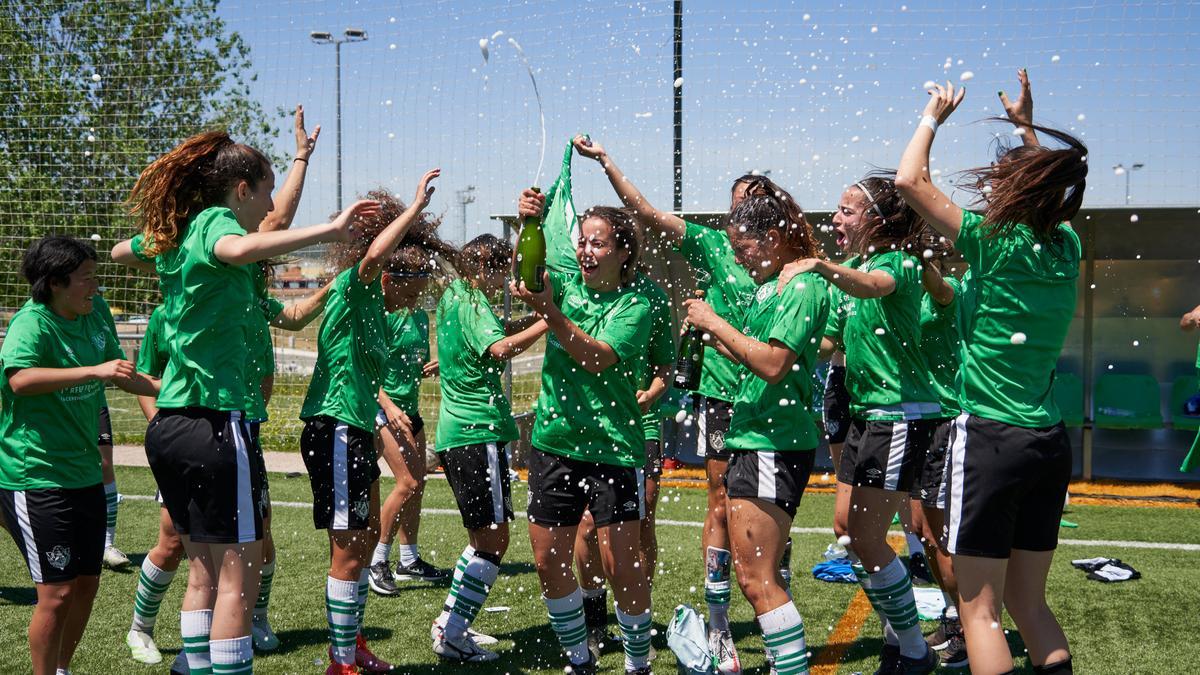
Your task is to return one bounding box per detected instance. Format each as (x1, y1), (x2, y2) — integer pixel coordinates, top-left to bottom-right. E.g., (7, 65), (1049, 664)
(709, 628), (741, 674)
(126, 629), (163, 664)
(467, 627), (498, 645)
(251, 615), (280, 651)
(433, 626), (499, 662)
(169, 650), (191, 674)
(103, 546), (130, 570)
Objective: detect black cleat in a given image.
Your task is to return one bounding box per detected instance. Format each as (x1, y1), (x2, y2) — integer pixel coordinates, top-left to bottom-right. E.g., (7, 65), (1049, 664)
(908, 552), (934, 585)
(873, 643), (900, 675)
(368, 561), (400, 596)
(896, 645), (939, 674)
(393, 557), (448, 582)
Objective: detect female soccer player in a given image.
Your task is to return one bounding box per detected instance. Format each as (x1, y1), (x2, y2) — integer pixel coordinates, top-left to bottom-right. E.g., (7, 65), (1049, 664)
(366, 192), (459, 596)
(785, 171), (944, 674)
(428, 233), (548, 662)
(895, 72), (1083, 675)
(1, 236), (157, 675)
(511, 195), (653, 675)
(680, 194), (829, 675)
(299, 170), (439, 675)
(112, 129), (372, 675)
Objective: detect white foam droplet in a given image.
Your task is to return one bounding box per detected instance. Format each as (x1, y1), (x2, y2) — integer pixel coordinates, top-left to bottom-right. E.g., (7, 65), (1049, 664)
(922, 249), (934, 260)
(90, 233), (101, 241)
(959, 70), (975, 82)
(1051, 54), (1061, 62)
(874, 328), (885, 336)
(674, 409), (688, 424)
(673, 77), (684, 88)
(837, 534), (852, 547)
(902, 259), (915, 269)
(1011, 332), (1027, 345)
(1130, 214), (1139, 223)
(479, 38), (489, 62)
(779, 398), (790, 407)
(91, 73), (101, 82)
(1076, 113), (1086, 121)
(870, 26), (878, 33)
(923, 80), (937, 90)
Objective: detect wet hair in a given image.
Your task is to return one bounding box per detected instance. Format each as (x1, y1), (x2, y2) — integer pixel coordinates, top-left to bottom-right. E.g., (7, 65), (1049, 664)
(127, 130), (272, 256)
(730, 174), (820, 258)
(579, 206), (641, 284)
(457, 234), (511, 281)
(847, 170), (940, 258)
(965, 121), (1088, 241)
(22, 236), (98, 304)
(327, 188), (449, 272)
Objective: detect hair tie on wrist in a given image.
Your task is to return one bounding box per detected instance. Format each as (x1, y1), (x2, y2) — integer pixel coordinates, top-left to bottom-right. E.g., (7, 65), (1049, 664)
(293, 157), (308, 164)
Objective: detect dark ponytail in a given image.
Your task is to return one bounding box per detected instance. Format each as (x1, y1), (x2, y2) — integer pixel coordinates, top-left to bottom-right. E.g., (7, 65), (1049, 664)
(731, 174), (820, 259)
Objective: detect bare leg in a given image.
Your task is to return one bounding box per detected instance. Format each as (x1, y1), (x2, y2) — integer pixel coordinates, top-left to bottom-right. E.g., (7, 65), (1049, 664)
(953, 553), (1013, 674)
(640, 473), (660, 585)
(727, 498), (792, 614)
(30, 581), (74, 675)
(1004, 549), (1070, 668)
(57, 575), (100, 670)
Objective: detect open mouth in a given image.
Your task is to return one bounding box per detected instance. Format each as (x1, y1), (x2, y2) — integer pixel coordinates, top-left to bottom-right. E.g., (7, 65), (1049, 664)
(835, 228), (848, 248)
(580, 259), (599, 275)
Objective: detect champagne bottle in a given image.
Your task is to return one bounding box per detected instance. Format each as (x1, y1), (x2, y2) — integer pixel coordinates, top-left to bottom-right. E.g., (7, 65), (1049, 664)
(673, 289), (706, 391)
(515, 186), (546, 292)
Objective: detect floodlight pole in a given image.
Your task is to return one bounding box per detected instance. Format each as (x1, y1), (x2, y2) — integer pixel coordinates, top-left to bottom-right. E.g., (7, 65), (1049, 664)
(311, 29), (368, 212)
(673, 0), (683, 212)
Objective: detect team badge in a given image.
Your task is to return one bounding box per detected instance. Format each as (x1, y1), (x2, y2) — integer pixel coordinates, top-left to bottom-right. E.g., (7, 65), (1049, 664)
(756, 283), (774, 303)
(709, 429), (726, 451)
(91, 332), (106, 351)
(354, 500), (370, 520)
(46, 545), (71, 571)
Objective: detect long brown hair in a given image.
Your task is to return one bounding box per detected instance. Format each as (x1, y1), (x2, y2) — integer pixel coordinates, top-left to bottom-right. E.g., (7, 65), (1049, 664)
(127, 130), (271, 256)
(731, 174), (820, 259)
(327, 188), (449, 272)
(965, 121), (1088, 241)
(848, 170), (941, 258)
(580, 206), (641, 284)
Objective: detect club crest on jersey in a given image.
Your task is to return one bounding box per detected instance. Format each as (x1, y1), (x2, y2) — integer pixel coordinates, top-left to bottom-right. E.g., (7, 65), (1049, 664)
(46, 545), (71, 571)
(756, 284), (774, 303)
(567, 294), (586, 310)
(91, 332), (106, 351)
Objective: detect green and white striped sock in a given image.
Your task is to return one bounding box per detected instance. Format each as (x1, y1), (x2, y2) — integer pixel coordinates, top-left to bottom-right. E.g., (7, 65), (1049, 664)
(103, 481), (118, 548)
(180, 609), (213, 675)
(444, 549), (499, 640)
(852, 560), (900, 646)
(326, 576), (358, 665)
(860, 556), (925, 658)
(544, 588), (589, 665)
(253, 560), (274, 620)
(616, 605), (653, 671)
(759, 602), (809, 675)
(209, 636), (252, 674)
(355, 568), (369, 631)
(130, 558), (175, 634)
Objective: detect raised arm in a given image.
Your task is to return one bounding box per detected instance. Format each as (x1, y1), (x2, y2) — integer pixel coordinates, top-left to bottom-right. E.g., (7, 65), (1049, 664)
(357, 169), (440, 285)
(683, 298), (798, 385)
(259, 105), (321, 233)
(271, 280), (333, 330)
(999, 68), (1039, 148)
(111, 240), (156, 272)
(214, 199), (381, 267)
(511, 272), (621, 374)
(895, 82), (966, 243)
(573, 135), (686, 247)
(780, 258), (896, 300)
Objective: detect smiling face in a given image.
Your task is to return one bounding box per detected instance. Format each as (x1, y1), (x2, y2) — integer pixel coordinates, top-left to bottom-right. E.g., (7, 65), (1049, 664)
(576, 216), (628, 289)
(726, 225), (782, 282)
(832, 186), (874, 251)
(52, 258), (99, 319)
(232, 173), (276, 233)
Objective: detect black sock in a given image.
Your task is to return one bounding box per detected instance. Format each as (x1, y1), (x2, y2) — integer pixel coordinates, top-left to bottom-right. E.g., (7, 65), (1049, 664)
(582, 588), (608, 630)
(1034, 656), (1073, 674)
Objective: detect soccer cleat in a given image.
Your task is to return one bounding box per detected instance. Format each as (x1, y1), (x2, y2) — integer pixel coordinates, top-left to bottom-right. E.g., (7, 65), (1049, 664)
(564, 653), (599, 675)
(586, 626), (620, 661)
(126, 628), (163, 664)
(925, 623), (950, 651)
(907, 552), (934, 585)
(940, 630), (968, 669)
(367, 561), (400, 596)
(103, 545), (130, 570)
(432, 625), (499, 662)
(355, 634), (396, 673)
(709, 628), (741, 674)
(895, 645), (940, 674)
(873, 643), (900, 675)
(627, 668), (653, 675)
(169, 650), (191, 675)
(325, 663), (358, 675)
(393, 557), (448, 582)
(468, 627), (499, 645)
(251, 615), (280, 651)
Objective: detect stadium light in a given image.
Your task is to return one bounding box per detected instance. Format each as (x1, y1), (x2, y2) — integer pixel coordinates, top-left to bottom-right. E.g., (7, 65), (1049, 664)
(310, 28), (369, 211)
(1113, 162), (1144, 205)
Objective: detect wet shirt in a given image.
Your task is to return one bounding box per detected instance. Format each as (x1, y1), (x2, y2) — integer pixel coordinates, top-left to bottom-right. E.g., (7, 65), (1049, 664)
(920, 276), (962, 417)
(381, 308), (430, 417)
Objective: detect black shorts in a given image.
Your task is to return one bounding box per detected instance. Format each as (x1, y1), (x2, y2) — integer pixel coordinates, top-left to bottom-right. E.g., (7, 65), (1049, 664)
(375, 409), (425, 437)
(695, 396), (733, 460)
(822, 366), (851, 444)
(301, 415), (380, 531)
(838, 418), (937, 493)
(248, 421), (271, 516)
(526, 447), (642, 528)
(943, 415), (1072, 559)
(724, 449), (816, 518)
(97, 405), (113, 446)
(0, 484), (105, 583)
(146, 408), (265, 544)
(438, 442), (514, 530)
(644, 439), (663, 478)
(913, 418), (955, 508)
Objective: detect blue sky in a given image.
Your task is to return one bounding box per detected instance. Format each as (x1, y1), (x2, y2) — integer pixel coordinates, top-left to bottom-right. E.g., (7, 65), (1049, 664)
(219, 0), (1200, 242)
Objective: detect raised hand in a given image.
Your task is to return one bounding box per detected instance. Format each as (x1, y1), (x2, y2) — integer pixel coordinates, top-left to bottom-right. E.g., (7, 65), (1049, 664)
(510, 272), (554, 315)
(999, 68), (1033, 129)
(683, 298), (719, 333)
(294, 104), (321, 160)
(330, 199), (382, 241)
(924, 80), (966, 125)
(776, 258), (821, 294)
(518, 188), (546, 219)
(572, 134), (606, 161)
(414, 168), (441, 209)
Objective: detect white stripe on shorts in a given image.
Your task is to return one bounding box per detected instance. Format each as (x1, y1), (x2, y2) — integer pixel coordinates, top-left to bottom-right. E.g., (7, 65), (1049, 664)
(757, 451), (777, 501)
(884, 421), (907, 491)
(635, 468), (647, 520)
(229, 411), (256, 543)
(697, 398), (709, 455)
(946, 413), (970, 555)
(14, 491), (42, 583)
(486, 442), (504, 524)
(332, 423), (350, 530)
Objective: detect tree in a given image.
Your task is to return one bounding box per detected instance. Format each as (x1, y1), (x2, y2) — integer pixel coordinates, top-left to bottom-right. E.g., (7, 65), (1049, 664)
(0, 0), (278, 312)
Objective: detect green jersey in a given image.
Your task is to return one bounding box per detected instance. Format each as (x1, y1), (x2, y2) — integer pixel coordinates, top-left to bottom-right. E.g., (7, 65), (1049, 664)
(381, 308), (430, 416)
(841, 250), (941, 421)
(920, 277), (962, 417)
(434, 279), (519, 450)
(0, 300), (125, 489)
(301, 267), (389, 432)
(531, 271), (651, 467)
(131, 207), (254, 410)
(955, 210), (1080, 427)
(823, 257), (861, 343)
(246, 270), (284, 422)
(633, 273), (676, 442)
(136, 306), (168, 378)
(726, 273), (830, 451)
(675, 222), (756, 402)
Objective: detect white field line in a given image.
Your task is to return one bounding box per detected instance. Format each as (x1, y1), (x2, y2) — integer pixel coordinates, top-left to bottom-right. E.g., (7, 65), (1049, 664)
(120, 495), (1200, 552)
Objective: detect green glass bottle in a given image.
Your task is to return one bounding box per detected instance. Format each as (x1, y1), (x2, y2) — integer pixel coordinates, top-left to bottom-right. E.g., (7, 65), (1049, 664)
(673, 289), (706, 391)
(515, 186), (546, 292)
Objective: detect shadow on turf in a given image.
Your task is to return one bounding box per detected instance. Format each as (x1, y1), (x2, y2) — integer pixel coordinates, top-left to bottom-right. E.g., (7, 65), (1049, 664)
(836, 623), (1037, 673)
(0, 585), (36, 605)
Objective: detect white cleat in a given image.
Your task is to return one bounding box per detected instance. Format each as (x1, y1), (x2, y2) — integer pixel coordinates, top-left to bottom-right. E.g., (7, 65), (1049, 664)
(433, 626), (499, 662)
(251, 615), (280, 651)
(467, 627), (499, 645)
(709, 628), (741, 674)
(126, 629), (163, 664)
(103, 546), (130, 570)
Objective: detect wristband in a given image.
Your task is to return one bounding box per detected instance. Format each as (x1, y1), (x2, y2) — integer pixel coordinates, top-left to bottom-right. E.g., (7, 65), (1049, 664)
(919, 115), (938, 134)
(293, 156), (308, 164)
